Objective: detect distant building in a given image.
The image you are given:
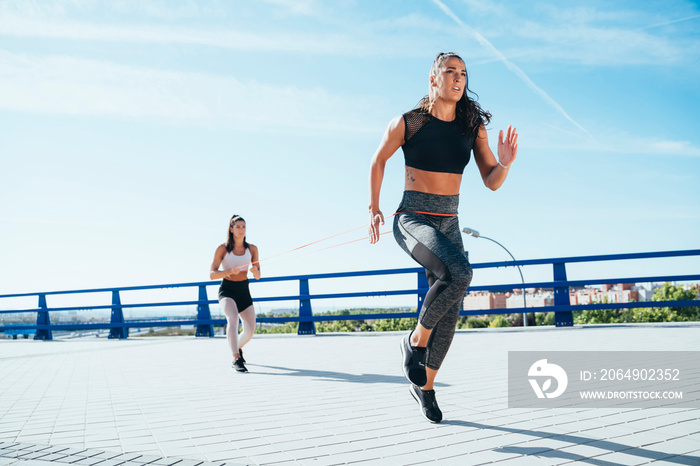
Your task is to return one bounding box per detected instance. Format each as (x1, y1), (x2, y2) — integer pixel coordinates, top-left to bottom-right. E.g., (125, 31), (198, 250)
(633, 283), (654, 301)
(463, 282), (664, 311)
(463, 291), (507, 311)
(509, 290), (553, 308)
(463, 289), (552, 310)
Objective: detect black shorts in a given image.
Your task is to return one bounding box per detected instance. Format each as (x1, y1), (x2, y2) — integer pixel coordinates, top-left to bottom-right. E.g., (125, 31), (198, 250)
(218, 279), (253, 312)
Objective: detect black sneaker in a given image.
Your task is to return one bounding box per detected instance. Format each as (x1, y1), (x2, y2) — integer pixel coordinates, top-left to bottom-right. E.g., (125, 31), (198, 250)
(400, 332), (427, 386)
(232, 358), (248, 373)
(410, 384), (443, 423)
(238, 348), (246, 364)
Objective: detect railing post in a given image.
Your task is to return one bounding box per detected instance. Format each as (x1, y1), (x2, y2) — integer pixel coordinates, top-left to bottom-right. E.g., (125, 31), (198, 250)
(196, 285), (214, 337)
(298, 278), (316, 335)
(108, 290), (128, 339)
(553, 262), (573, 327)
(34, 293), (52, 341)
(417, 270), (429, 315)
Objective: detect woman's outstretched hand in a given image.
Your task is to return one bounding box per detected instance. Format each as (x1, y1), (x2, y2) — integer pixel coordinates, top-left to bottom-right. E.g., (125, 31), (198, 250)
(497, 125), (518, 167)
(369, 209), (384, 244)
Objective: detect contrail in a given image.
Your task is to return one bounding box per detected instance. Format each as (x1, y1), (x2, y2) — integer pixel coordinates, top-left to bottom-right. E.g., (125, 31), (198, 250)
(432, 0), (593, 139)
(639, 13), (700, 30)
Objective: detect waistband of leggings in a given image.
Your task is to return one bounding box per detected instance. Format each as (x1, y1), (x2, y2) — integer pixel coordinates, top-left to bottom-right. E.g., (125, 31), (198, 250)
(220, 279), (249, 287)
(396, 190), (459, 216)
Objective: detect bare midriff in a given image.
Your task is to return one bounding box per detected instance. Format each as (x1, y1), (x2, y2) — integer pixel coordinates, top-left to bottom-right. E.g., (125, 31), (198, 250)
(223, 276), (249, 283)
(404, 166), (462, 196)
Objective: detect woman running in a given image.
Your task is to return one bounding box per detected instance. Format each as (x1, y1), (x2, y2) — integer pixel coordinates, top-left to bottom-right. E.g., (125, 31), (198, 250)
(368, 52), (518, 422)
(210, 214), (261, 372)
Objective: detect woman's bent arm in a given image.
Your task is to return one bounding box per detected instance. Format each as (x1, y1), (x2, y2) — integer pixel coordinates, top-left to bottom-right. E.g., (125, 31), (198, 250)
(249, 244), (261, 280)
(473, 125), (518, 191)
(209, 245), (241, 280)
(368, 115), (404, 244)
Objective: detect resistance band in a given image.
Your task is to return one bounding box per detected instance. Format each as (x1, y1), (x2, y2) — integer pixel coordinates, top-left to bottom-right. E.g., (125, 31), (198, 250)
(236, 209), (454, 271)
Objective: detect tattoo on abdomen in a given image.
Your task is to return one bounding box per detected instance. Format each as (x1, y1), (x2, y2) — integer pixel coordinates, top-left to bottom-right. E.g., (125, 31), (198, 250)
(406, 169), (415, 182)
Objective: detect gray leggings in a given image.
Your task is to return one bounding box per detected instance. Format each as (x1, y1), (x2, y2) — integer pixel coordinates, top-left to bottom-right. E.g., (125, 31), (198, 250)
(393, 191), (473, 370)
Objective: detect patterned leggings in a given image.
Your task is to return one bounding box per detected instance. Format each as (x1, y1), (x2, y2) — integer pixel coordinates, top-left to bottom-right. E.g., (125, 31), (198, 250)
(393, 191), (473, 370)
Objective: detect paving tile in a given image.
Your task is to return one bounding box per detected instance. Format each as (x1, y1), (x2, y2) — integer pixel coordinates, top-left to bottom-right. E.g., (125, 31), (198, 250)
(651, 437), (700, 456)
(591, 450), (658, 465)
(159, 449), (201, 460)
(148, 458), (183, 466)
(6, 461), (64, 466)
(167, 460), (202, 466)
(9, 445), (39, 453)
(119, 431), (152, 441)
(128, 455), (162, 465)
(0, 444), (22, 453)
(650, 454), (700, 466)
(445, 448), (523, 464)
(16, 451), (57, 461)
(310, 448), (378, 464)
(71, 457), (112, 466)
(36, 454), (71, 462)
(89, 460), (127, 466)
(41, 446), (74, 456)
(246, 450), (297, 464)
(101, 454), (140, 464)
(46, 449), (89, 458)
(317, 442), (364, 457)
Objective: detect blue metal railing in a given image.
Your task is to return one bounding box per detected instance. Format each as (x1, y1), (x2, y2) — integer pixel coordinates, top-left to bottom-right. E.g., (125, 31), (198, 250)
(0, 249), (698, 340)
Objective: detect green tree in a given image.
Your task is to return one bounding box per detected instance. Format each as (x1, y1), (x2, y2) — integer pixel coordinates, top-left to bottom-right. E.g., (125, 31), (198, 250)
(488, 315), (510, 328)
(372, 317), (417, 332)
(317, 320), (356, 332)
(457, 317), (488, 329)
(629, 307), (679, 323)
(255, 322), (298, 334)
(535, 312), (555, 326)
(573, 296), (628, 324)
(573, 283), (700, 324)
(651, 283), (700, 321)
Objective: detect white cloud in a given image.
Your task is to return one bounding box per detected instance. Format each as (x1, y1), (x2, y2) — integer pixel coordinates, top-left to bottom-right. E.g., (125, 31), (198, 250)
(512, 22), (690, 67)
(642, 139), (700, 157)
(0, 0), (223, 21)
(586, 130), (700, 158)
(0, 10), (411, 57)
(509, 121), (700, 158)
(0, 50), (382, 132)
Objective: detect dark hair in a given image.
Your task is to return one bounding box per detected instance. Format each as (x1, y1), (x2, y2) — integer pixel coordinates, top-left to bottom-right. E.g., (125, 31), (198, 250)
(225, 214), (249, 253)
(417, 52), (492, 136)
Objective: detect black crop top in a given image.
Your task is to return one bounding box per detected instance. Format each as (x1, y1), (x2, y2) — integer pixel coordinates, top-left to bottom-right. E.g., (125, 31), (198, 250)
(401, 109), (477, 174)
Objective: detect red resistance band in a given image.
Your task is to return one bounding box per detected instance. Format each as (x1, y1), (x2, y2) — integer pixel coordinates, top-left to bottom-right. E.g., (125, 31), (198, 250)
(235, 210), (457, 270)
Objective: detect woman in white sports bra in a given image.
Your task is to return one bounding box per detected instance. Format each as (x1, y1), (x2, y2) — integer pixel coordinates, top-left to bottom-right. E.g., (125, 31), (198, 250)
(210, 214), (261, 372)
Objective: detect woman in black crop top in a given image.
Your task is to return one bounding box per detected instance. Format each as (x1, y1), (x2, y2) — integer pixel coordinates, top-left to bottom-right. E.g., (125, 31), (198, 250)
(368, 52), (518, 423)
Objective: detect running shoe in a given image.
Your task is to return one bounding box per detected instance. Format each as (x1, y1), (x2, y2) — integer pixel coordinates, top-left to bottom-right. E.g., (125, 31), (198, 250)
(232, 358), (248, 373)
(400, 331), (427, 386)
(410, 384), (443, 423)
(238, 348), (246, 364)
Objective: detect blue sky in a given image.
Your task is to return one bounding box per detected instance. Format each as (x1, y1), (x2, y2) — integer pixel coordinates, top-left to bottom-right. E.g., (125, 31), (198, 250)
(1, 0), (699, 312)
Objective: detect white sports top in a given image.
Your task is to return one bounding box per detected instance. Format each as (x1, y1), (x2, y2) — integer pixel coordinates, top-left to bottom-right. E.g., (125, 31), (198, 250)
(221, 248), (251, 272)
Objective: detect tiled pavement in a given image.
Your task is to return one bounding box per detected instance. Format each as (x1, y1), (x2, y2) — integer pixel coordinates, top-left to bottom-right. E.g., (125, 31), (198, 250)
(1, 323), (699, 465)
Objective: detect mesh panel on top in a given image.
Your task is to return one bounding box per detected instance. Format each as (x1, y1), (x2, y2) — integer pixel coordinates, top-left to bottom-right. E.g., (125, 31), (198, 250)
(404, 110), (431, 143)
